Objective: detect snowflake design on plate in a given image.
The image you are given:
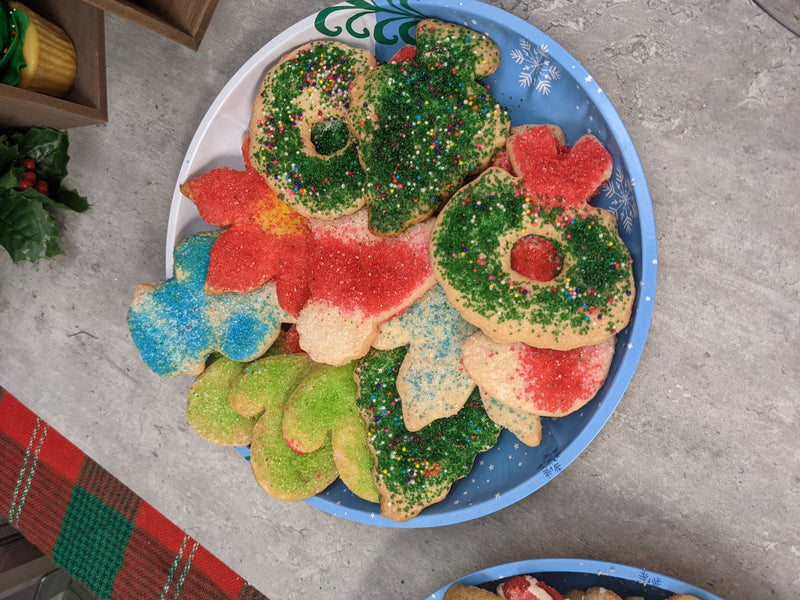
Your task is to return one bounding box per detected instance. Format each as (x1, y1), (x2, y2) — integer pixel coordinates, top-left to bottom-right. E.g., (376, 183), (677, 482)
(536, 447), (563, 479)
(637, 569), (663, 587)
(603, 163), (638, 234)
(511, 38), (561, 94)
(315, 0), (426, 45)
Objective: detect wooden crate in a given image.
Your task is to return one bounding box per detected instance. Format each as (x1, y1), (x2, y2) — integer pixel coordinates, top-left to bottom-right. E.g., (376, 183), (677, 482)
(81, 0), (221, 50)
(0, 0), (108, 129)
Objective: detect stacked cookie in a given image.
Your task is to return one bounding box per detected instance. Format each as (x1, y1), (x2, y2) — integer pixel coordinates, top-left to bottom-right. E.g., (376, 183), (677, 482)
(128, 19), (636, 522)
(446, 575), (700, 600)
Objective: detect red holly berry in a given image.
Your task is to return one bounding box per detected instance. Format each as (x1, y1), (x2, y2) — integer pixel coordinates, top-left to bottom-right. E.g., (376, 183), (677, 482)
(17, 178), (33, 190)
(22, 158), (36, 171)
(34, 180), (49, 195)
(22, 170), (37, 183)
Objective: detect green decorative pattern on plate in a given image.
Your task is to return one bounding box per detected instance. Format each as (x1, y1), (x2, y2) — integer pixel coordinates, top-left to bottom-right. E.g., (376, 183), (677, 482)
(315, 0), (425, 45)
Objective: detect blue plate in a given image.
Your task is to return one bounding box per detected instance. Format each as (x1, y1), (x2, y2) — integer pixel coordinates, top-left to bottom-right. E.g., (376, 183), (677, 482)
(173, 0), (657, 527)
(426, 558), (724, 600)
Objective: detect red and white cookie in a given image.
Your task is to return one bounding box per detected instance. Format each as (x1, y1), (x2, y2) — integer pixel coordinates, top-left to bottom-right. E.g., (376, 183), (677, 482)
(295, 209), (436, 365)
(461, 332), (616, 417)
(498, 575), (566, 600)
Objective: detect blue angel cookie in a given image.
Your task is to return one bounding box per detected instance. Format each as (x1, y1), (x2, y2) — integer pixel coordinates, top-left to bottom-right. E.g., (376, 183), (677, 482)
(373, 284), (478, 431)
(128, 231), (293, 377)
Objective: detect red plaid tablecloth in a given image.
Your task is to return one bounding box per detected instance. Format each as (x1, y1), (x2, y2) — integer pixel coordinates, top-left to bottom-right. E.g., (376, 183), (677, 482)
(0, 387), (270, 600)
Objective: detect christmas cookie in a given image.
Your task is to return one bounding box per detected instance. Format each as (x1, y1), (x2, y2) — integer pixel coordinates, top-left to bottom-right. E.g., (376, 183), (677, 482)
(249, 40), (376, 219)
(498, 576), (565, 600)
(507, 124), (613, 209)
(282, 362), (379, 502)
(373, 284), (478, 431)
(355, 346), (502, 521)
(295, 209), (436, 365)
(480, 391), (542, 447)
(444, 585), (503, 600)
(462, 332), (616, 417)
(563, 590), (622, 600)
(127, 231), (292, 377)
(348, 18), (510, 236)
(185, 355), (256, 446)
(430, 167), (635, 350)
(227, 353), (315, 418)
(179, 136), (311, 316)
(230, 354), (338, 501)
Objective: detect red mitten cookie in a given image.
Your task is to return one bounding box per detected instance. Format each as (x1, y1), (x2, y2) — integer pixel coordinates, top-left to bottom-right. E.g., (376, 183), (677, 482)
(507, 124), (613, 209)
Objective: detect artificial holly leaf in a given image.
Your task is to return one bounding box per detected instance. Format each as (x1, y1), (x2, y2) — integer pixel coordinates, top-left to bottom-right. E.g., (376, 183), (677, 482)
(53, 186), (89, 212)
(0, 135), (22, 174)
(9, 127), (69, 182)
(0, 188), (64, 263)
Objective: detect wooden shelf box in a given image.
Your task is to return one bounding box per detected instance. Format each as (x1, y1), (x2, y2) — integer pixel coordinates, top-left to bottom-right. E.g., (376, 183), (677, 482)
(81, 0), (221, 50)
(0, 0), (107, 129)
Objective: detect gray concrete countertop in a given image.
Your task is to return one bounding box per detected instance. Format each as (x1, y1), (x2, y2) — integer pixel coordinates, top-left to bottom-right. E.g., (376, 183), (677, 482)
(1, 1), (798, 599)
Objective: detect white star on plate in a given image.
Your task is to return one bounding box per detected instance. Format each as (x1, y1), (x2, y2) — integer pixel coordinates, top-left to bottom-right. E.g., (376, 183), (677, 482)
(584, 74), (593, 82)
(488, 464), (494, 470)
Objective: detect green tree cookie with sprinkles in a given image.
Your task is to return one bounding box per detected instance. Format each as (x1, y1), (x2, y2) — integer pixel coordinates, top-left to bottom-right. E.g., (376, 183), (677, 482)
(355, 346), (502, 522)
(348, 19), (511, 237)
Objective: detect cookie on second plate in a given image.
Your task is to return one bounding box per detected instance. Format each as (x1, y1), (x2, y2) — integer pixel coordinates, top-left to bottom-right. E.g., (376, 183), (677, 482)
(444, 584), (502, 600)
